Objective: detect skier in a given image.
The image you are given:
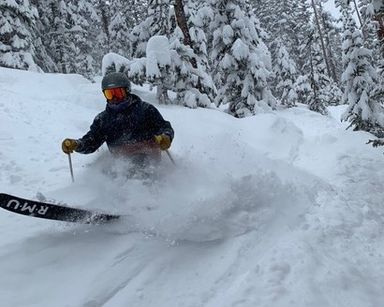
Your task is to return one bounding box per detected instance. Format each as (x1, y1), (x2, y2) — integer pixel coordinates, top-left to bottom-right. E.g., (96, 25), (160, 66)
(61, 72), (174, 168)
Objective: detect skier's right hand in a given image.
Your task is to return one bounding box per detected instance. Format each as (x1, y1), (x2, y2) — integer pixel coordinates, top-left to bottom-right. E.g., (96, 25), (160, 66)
(62, 139), (78, 154)
(154, 134), (171, 150)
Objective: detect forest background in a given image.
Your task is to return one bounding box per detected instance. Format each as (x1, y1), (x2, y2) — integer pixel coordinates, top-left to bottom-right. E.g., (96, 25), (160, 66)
(0, 0), (383, 137)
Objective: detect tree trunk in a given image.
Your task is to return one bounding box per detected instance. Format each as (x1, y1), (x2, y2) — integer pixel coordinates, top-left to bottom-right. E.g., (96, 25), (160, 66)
(173, 0), (197, 68)
(352, 0), (363, 28)
(375, 11), (384, 56)
(318, 1), (338, 83)
(98, 0), (110, 49)
(309, 39), (318, 105)
(311, 0), (332, 79)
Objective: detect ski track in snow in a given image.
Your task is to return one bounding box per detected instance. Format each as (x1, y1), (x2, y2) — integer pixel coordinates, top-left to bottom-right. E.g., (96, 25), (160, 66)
(1, 68), (384, 306)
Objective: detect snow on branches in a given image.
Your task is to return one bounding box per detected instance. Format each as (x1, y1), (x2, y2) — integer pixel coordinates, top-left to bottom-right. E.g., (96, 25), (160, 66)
(102, 34), (215, 108)
(272, 39), (298, 108)
(210, 0), (275, 118)
(340, 3), (384, 136)
(0, 0), (40, 71)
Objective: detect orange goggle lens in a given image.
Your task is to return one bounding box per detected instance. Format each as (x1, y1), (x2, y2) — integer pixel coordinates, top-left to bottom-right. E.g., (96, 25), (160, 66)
(103, 87), (126, 100)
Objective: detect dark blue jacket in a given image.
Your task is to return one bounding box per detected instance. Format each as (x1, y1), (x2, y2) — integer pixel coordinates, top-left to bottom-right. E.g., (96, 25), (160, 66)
(76, 94), (174, 155)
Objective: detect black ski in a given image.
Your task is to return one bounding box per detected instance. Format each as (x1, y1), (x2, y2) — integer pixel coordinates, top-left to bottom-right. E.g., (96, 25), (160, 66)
(0, 193), (120, 224)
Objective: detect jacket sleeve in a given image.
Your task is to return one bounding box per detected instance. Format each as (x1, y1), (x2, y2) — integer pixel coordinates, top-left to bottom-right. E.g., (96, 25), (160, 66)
(75, 114), (106, 154)
(146, 104), (174, 140)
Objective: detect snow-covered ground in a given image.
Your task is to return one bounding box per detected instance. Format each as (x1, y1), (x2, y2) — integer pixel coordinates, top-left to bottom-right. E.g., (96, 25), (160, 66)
(1, 67), (384, 307)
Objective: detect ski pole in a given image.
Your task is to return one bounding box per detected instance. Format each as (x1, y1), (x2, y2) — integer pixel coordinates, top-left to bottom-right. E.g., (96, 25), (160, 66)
(67, 153), (75, 182)
(165, 150), (176, 166)
(64, 140), (75, 182)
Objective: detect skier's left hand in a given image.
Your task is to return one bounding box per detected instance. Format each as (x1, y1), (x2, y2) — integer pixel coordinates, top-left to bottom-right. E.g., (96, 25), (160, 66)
(62, 138), (78, 154)
(154, 134), (171, 150)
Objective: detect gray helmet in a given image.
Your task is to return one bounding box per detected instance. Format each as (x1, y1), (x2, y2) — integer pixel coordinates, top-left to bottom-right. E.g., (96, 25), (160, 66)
(101, 72), (131, 92)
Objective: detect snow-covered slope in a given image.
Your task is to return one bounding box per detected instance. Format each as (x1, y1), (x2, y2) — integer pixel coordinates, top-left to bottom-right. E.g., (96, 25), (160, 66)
(1, 67), (384, 307)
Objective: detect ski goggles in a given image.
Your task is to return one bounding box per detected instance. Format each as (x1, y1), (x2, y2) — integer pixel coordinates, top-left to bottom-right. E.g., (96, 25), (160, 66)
(103, 87), (126, 100)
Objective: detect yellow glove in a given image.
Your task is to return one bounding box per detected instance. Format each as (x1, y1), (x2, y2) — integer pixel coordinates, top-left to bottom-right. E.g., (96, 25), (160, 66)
(154, 134), (171, 150)
(62, 138), (78, 154)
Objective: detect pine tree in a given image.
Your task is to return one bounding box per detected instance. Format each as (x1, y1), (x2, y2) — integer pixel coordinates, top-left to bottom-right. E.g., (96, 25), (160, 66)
(372, 0), (383, 57)
(37, 1), (75, 74)
(298, 25), (342, 114)
(87, 0), (112, 75)
(186, 0), (214, 67)
(108, 0), (146, 58)
(0, 0), (40, 70)
(93, 0), (111, 52)
(359, 0), (381, 65)
(29, 0), (57, 72)
(146, 35), (172, 104)
(338, 1), (384, 136)
(272, 39), (298, 108)
(169, 0), (216, 107)
(294, 74), (312, 105)
(109, 8), (131, 58)
(210, 0), (275, 117)
(307, 30), (330, 115)
(70, 1), (99, 79)
(130, 0), (171, 58)
(294, 0), (314, 73)
(318, 4), (343, 84)
(168, 27), (214, 107)
(36, 0), (98, 78)
(253, 0), (313, 75)
(184, 0), (210, 71)
(311, 0), (333, 82)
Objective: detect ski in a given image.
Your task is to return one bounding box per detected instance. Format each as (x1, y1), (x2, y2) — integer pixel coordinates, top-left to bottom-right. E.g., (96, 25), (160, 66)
(0, 193), (120, 224)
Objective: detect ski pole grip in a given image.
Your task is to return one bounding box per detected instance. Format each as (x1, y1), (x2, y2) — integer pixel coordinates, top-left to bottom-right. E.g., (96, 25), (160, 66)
(154, 135), (162, 143)
(64, 140), (71, 147)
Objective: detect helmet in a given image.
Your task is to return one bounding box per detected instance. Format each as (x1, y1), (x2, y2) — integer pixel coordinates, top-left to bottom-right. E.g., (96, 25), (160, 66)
(101, 72), (131, 92)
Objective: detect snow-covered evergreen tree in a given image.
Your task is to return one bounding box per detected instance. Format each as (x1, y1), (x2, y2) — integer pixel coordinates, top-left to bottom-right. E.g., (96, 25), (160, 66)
(168, 27), (214, 108)
(70, 1), (99, 79)
(298, 26), (342, 114)
(272, 39), (298, 108)
(294, 0), (314, 74)
(29, 0), (57, 72)
(146, 35), (172, 104)
(37, 1), (76, 74)
(318, 5), (343, 84)
(102, 52), (147, 87)
(373, 0), (383, 56)
(130, 0), (171, 58)
(185, 0), (212, 73)
(338, 1), (384, 136)
(86, 0), (112, 74)
(311, 25), (342, 108)
(36, 0), (98, 78)
(359, 0), (381, 65)
(253, 0), (323, 108)
(307, 32), (329, 115)
(0, 0), (40, 71)
(294, 75), (312, 105)
(108, 0), (146, 58)
(109, 9), (131, 58)
(92, 0), (111, 52)
(253, 0), (298, 57)
(253, 0), (313, 75)
(166, 0), (216, 107)
(210, 0), (275, 117)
